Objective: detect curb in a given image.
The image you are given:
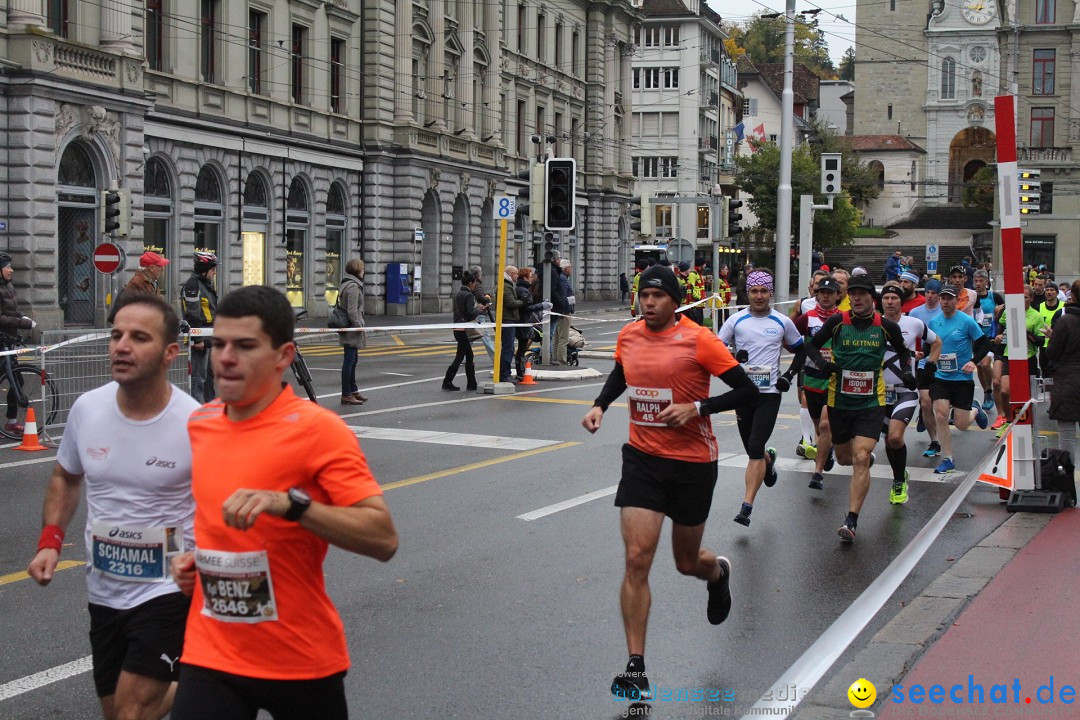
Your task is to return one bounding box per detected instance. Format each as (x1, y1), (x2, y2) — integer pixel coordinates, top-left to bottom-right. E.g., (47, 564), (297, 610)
(578, 350), (615, 360)
(528, 367), (603, 381)
(790, 508), (1054, 719)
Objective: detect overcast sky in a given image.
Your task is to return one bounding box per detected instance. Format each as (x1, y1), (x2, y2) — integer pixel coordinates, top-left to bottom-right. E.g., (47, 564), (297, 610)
(705, 0), (857, 67)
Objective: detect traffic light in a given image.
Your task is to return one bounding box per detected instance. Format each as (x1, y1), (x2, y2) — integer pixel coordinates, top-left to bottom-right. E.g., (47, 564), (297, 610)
(630, 193), (653, 237)
(516, 163), (545, 222)
(101, 190), (121, 235)
(544, 158), (576, 231)
(543, 231), (558, 262)
(727, 197), (744, 244)
(1019, 169), (1041, 215)
(820, 153), (842, 195)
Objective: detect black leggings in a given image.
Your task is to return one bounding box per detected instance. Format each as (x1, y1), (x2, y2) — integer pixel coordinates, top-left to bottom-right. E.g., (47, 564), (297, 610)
(735, 392), (783, 460)
(171, 664), (347, 720)
(444, 330), (476, 386)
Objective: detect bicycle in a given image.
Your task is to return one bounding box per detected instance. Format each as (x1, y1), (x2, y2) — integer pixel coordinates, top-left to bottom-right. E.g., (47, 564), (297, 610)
(290, 310), (318, 403)
(0, 333), (59, 440)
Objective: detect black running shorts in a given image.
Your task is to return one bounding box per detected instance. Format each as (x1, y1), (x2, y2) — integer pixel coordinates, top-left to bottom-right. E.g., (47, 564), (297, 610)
(615, 443), (718, 527)
(171, 664), (348, 720)
(804, 389), (827, 422)
(827, 405), (887, 445)
(88, 592), (191, 697)
(929, 378), (975, 409)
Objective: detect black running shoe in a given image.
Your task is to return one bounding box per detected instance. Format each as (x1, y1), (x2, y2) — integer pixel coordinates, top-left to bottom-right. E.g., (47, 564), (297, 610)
(733, 502), (752, 526)
(707, 556), (733, 625)
(763, 447), (778, 487)
(611, 665), (653, 701)
(823, 450), (835, 472)
(808, 472), (824, 491)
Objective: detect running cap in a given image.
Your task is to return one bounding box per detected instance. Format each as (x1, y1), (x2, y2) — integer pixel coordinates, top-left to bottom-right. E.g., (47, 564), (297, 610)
(899, 271), (920, 283)
(815, 277), (840, 293)
(140, 251), (169, 268)
(851, 266), (868, 276)
(846, 274), (877, 295)
(637, 265), (682, 305)
(939, 285), (959, 297)
(678, 260), (691, 272)
(924, 279), (943, 293)
(948, 264), (966, 276)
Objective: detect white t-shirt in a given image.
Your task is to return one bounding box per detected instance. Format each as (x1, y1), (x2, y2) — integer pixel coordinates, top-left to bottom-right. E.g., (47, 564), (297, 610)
(719, 308), (804, 393)
(57, 382), (200, 610)
(883, 315), (937, 386)
(800, 296), (817, 314)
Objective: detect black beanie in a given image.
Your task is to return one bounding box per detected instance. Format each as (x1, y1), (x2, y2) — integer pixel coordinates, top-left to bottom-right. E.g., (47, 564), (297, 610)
(637, 265), (682, 305)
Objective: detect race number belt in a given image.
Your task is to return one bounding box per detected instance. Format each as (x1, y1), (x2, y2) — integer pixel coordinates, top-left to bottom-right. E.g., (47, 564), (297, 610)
(196, 549), (278, 624)
(939, 353), (958, 372)
(626, 386), (673, 427)
(840, 369), (875, 396)
(91, 522), (182, 582)
(745, 365), (773, 389)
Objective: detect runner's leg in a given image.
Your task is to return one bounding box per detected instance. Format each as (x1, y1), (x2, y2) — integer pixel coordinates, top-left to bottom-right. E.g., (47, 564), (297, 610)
(670, 522), (723, 582)
(847, 435), (879, 514)
(934, 397), (954, 459)
(619, 507), (665, 657)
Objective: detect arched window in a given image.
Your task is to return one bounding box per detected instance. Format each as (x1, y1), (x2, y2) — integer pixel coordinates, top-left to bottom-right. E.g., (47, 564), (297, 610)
(144, 157), (175, 298)
(869, 160), (885, 190)
(285, 177), (310, 308)
(325, 182), (349, 305)
(241, 171), (270, 286)
(941, 57), (956, 100)
(57, 141), (99, 325)
(58, 143), (96, 187)
(194, 165), (223, 262)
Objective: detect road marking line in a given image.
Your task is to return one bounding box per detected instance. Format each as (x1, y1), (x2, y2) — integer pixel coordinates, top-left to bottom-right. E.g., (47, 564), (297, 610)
(0, 655), (93, 702)
(393, 335), (405, 346)
(336, 382), (604, 419)
(501, 396), (623, 407)
(0, 560), (84, 587)
(349, 426), (561, 451)
(382, 372), (413, 377)
(380, 441), (579, 491)
(0, 455), (57, 470)
(597, 330), (622, 336)
(732, 456), (963, 484)
(517, 485), (619, 521)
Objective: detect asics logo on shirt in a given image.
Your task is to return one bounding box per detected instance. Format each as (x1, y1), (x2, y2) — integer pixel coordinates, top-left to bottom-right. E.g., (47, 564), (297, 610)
(145, 457), (177, 469)
(108, 528), (144, 540)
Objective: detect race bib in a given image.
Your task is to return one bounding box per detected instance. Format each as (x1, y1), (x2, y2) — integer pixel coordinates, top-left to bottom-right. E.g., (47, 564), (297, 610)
(884, 386), (897, 406)
(745, 364), (773, 389)
(627, 386), (673, 427)
(196, 549), (278, 624)
(91, 522), (182, 582)
(819, 348), (833, 363)
(978, 313), (992, 328)
(939, 353), (958, 372)
(840, 369), (875, 396)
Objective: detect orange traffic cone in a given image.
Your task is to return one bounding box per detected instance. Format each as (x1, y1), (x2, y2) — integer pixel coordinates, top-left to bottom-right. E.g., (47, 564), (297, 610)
(518, 361), (538, 386)
(14, 407), (48, 452)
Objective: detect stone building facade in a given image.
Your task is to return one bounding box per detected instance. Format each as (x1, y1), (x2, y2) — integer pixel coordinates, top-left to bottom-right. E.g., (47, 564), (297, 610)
(0, 0), (638, 329)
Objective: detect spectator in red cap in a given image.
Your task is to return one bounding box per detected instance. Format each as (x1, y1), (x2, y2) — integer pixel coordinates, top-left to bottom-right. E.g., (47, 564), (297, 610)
(108, 252), (170, 323)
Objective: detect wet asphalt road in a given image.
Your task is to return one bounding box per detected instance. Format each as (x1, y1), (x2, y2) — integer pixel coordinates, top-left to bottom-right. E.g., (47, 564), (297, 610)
(0, 309), (1019, 719)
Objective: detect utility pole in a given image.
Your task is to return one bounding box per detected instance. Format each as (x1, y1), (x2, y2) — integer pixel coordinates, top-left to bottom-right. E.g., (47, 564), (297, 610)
(775, 0), (796, 303)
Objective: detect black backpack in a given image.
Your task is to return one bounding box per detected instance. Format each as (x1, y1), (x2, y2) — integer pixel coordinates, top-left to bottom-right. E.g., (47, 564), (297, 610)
(1040, 448), (1077, 507)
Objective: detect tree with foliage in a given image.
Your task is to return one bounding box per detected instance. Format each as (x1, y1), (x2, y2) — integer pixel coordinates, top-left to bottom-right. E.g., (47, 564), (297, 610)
(733, 121), (881, 248)
(962, 165), (995, 213)
(838, 47), (855, 81)
(728, 14), (835, 78)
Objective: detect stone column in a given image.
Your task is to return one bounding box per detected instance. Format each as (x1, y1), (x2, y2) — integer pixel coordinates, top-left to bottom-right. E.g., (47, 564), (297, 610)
(394, 2), (413, 123)
(100, 0), (135, 54)
(430, 0), (446, 131)
(484, 1), (501, 142)
(8, 0), (45, 31)
(459, 2), (475, 137)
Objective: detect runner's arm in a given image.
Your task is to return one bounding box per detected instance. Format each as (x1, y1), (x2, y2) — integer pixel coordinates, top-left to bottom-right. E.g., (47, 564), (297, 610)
(803, 313), (842, 368)
(27, 463), (84, 585)
(698, 365), (758, 416)
(881, 317), (912, 370)
(782, 342), (806, 381)
(971, 334), (993, 365)
(591, 361), (627, 412)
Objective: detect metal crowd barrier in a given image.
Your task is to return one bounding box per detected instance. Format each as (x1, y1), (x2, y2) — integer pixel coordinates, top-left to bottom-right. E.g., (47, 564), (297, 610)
(38, 330), (191, 442)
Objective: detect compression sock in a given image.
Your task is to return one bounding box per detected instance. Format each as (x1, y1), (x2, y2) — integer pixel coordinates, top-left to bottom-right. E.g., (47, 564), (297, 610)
(627, 655), (644, 672)
(845, 511), (859, 530)
(799, 408), (816, 444)
(885, 445), (907, 484)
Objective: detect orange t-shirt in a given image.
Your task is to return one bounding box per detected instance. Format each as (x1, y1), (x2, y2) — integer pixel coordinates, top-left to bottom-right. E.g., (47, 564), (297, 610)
(614, 315), (739, 463)
(181, 385), (382, 680)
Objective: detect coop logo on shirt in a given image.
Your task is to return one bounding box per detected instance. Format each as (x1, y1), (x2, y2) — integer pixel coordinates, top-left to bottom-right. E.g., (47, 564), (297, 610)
(632, 389), (661, 398)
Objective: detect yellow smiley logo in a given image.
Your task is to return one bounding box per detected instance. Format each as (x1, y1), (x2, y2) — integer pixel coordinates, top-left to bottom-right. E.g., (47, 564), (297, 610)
(847, 678), (876, 709)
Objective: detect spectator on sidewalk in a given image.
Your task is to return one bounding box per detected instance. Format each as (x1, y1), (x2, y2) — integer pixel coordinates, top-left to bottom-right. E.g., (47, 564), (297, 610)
(338, 259), (367, 406)
(514, 267), (550, 378)
(470, 265), (496, 362)
(108, 252), (170, 323)
(1046, 279), (1080, 463)
(619, 272), (630, 303)
(555, 260), (574, 364)
(498, 265), (526, 383)
(0, 253), (36, 434)
(884, 250), (904, 282)
(182, 251), (219, 403)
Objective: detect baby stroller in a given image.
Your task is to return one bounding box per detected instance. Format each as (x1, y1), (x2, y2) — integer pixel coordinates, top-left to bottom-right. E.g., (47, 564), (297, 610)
(528, 325), (585, 366)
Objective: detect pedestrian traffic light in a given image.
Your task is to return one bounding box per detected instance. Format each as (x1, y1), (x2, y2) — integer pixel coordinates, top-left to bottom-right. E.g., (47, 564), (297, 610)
(101, 190), (122, 235)
(630, 193), (653, 237)
(727, 197), (744, 244)
(517, 163), (545, 222)
(544, 158), (576, 231)
(543, 232), (558, 262)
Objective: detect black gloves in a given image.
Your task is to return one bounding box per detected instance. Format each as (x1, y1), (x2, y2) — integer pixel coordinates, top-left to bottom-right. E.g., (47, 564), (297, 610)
(902, 372), (917, 391)
(819, 361), (841, 376)
(776, 374), (791, 393)
(923, 360), (937, 375)
(735, 349), (749, 364)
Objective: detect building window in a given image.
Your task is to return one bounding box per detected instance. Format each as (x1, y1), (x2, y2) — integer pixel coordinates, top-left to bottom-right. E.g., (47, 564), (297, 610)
(144, 157), (174, 298)
(200, 0), (218, 83)
(888, 104), (893, 120)
(655, 205), (673, 238)
(910, 161), (917, 191)
(869, 161), (885, 190)
(536, 11), (545, 62)
(248, 10), (265, 94)
(330, 38), (345, 112)
(146, 0), (163, 70)
(1033, 50), (1055, 95)
(890, 0), (895, 9)
(291, 24), (308, 104)
(1030, 107), (1055, 146)
(194, 165), (223, 275)
(1036, 0), (1055, 23)
(663, 68), (679, 89)
(325, 183), (348, 306)
(940, 57), (956, 100)
(642, 27), (661, 47)
(285, 178), (310, 309)
(517, 99), (527, 155)
(633, 157), (659, 178)
(635, 68), (661, 89)
(518, 5), (526, 54)
(572, 30), (580, 77)
(661, 157), (678, 178)
(47, 0), (69, 38)
(1040, 182), (1054, 214)
(664, 26), (680, 47)
(554, 21), (563, 70)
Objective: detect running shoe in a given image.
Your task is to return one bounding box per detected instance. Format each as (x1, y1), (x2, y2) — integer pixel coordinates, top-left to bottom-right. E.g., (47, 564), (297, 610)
(803, 442), (818, 460)
(982, 393), (995, 411)
(990, 415), (1008, 431)
(916, 412), (925, 433)
(808, 472), (824, 491)
(922, 441), (941, 458)
(763, 447), (778, 487)
(733, 502), (752, 527)
(795, 441), (806, 458)
(706, 556), (733, 625)
(934, 457), (956, 474)
(995, 421), (1011, 439)
(890, 471), (910, 505)
(948, 409), (955, 426)
(972, 402), (989, 430)
(3, 420), (24, 434)
(611, 663), (653, 701)
(837, 521), (856, 544)
(823, 450), (835, 472)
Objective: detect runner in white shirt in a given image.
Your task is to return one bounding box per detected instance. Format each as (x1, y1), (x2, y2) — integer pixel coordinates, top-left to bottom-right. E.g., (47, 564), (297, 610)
(719, 268), (805, 527)
(879, 284), (941, 505)
(28, 293), (199, 720)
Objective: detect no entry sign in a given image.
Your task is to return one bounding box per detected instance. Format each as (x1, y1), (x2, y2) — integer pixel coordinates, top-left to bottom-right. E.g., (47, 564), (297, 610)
(93, 242), (123, 274)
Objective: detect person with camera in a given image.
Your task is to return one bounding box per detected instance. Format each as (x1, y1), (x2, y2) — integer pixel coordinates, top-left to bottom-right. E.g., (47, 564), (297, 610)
(182, 252), (219, 403)
(444, 271), (488, 391)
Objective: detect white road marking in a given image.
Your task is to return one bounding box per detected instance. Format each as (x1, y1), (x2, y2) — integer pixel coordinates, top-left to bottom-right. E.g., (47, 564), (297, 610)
(0, 455), (58, 470)
(596, 330), (622, 336)
(314, 375), (448, 400)
(382, 372), (413, 377)
(517, 485), (619, 521)
(349, 426), (560, 451)
(0, 655), (92, 702)
(727, 456), (965, 485)
(337, 382), (604, 419)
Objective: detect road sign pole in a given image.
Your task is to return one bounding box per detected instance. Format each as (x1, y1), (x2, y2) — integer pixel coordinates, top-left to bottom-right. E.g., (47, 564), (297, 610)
(493, 217), (508, 385)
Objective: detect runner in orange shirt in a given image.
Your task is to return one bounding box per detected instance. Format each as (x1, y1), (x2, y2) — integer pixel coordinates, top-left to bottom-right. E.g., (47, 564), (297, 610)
(581, 265), (758, 702)
(169, 286), (398, 720)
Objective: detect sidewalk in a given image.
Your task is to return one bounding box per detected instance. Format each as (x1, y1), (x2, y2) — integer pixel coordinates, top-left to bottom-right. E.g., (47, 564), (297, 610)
(360, 299), (628, 329)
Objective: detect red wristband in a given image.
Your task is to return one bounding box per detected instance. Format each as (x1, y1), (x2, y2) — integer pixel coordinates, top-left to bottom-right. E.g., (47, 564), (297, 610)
(38, 524), (64, 554)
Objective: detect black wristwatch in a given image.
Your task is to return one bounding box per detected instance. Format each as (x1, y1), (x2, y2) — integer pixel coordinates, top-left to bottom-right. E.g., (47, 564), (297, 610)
(284, 487), (312, 522)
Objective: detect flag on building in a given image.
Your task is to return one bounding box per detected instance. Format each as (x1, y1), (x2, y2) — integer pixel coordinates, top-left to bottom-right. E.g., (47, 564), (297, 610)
(733, 122), (745, 142)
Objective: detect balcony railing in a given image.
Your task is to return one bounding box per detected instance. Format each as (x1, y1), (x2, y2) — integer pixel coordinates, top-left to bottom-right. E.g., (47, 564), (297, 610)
(699, 136), (718, 151)
(1019, 147), (1071, 163)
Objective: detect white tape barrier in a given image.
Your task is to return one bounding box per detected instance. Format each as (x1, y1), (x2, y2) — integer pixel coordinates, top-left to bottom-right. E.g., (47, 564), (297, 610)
(188, 319), (542, 339)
